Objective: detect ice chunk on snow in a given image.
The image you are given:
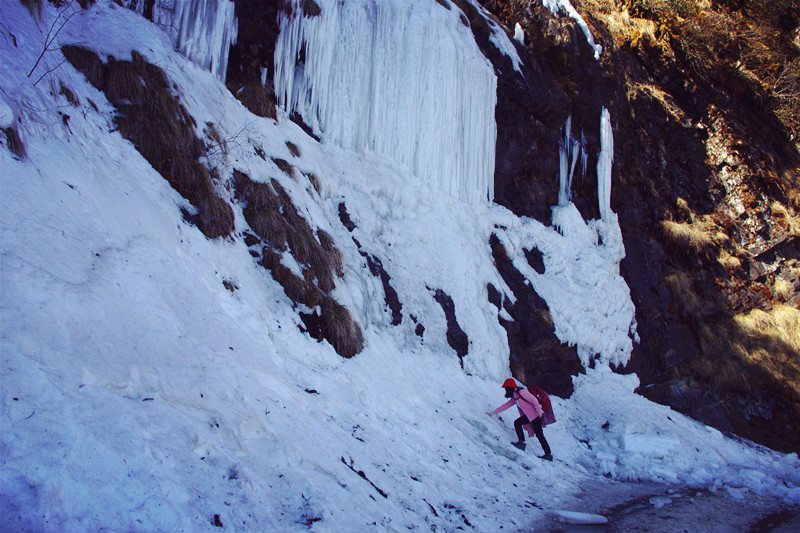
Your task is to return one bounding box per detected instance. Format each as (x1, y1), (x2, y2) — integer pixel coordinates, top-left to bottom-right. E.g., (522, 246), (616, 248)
(621, 433), (680, 457)
(552, 510), (608, 525)
(649, 496), (673, 509)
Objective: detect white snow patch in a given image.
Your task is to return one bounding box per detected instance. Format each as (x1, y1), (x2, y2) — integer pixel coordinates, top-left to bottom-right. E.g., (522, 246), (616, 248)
(0, 96), (13, 129)
(514, 22), (525, 45)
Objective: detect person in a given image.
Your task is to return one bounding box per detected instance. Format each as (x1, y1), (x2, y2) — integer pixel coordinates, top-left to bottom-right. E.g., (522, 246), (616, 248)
(487, 378), (553, 461)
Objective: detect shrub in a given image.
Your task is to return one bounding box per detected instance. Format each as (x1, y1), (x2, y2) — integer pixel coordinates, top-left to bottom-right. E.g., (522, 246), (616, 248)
(659, 217), (724, 257)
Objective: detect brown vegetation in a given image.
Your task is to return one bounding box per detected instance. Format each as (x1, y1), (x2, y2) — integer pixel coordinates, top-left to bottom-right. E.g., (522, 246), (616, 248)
(61, 45), (234, 239)
(234, 81), (277, 119)
(234, 170), (362, 358)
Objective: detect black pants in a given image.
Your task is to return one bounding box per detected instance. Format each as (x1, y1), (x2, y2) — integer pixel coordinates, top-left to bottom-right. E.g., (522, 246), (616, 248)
(514, 415), (551, 455)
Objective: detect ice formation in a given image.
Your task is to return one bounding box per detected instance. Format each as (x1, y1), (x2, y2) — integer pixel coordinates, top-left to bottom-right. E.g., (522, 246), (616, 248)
(557, 115), (586, 206)
(130, 0), (237, 82)
(597, 107), (614, 221)
(514, 22), (525, 45)
(542, 0), (603, 59)
(274, 0), (497, 206)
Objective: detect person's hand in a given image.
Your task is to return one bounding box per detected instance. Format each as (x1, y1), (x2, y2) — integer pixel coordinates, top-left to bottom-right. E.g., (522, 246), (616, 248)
(486, 411), (494, 417)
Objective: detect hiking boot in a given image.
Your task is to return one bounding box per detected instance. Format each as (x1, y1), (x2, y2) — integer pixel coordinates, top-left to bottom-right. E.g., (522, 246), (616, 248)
(539, 454), (553, 461)
(511, 441), (527, 450)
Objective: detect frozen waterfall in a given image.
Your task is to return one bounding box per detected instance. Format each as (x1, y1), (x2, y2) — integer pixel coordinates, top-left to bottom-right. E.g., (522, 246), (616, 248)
(274, 0), (497, 206)
(130, 0), (237, 82)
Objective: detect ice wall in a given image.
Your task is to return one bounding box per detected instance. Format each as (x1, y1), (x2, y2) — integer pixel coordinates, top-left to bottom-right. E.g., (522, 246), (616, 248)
(130, 0), (237, 82)
(274, 0), (497, 206)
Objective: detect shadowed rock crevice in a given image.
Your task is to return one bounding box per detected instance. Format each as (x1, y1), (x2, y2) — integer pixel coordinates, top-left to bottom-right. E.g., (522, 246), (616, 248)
(489, 234), (581, 396)
(430, 288), (469, 368)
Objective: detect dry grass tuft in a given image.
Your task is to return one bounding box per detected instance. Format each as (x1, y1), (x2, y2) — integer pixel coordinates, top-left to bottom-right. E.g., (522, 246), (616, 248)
(2, 126), (27, 160)
(62, 45), (233, 239)
(20, 0), (42, 17)
(660, 217), (724, 255)
(319, 297), (364, 358)
(286, 141), (300, 157)
(770, 201), (800, 236)
(59, 82), (80, 106)
(234, 170), (347, 291)
(272, 158), (293, 176)
(234, 169), (361, 357)
(306, 172), (321, 194)
(717, 248), (741, 270)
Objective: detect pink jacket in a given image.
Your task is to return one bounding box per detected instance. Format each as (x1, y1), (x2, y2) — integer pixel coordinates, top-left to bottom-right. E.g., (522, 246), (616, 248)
(492, 388), (544, 425)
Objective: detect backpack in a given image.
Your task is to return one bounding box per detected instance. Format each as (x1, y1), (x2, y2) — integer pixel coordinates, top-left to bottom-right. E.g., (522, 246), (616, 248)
(528, 386), (556, 426)
(528, 386), (551, 412)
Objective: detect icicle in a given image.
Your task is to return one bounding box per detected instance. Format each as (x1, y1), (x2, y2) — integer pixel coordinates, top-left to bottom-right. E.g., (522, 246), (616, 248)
(597, 107), (614, 221)
(128, 0), (237, 83)
(580, 130), (588, 181)
(559, 115), (582, 206)
(274, 0), (497, 206)
(175, 0), (238, 82)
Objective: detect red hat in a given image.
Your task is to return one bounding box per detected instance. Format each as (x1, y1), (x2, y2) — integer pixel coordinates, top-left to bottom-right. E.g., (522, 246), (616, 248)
(502, 378), (518, 388)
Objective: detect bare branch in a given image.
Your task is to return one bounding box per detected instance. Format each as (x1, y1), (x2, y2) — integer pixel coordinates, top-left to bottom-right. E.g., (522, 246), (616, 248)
(27, 1), (78, 79)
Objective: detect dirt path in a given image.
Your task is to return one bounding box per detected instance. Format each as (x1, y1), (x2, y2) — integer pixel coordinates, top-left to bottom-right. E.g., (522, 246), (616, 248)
(530, 479), (800, 532)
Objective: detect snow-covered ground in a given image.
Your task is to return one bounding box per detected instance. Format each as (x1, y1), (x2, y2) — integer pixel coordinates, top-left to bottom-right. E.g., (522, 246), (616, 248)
(1, 1), (798, 531)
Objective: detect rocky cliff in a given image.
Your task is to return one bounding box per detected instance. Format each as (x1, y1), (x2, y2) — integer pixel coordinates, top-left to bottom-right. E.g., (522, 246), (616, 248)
(223, 0), (800, 453)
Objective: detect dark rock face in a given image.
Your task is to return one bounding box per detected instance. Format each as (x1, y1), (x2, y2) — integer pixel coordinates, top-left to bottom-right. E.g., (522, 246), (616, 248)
(431, 288), (470, 368)
(476, 1), (800, 452)
(226, 0), (281, 118)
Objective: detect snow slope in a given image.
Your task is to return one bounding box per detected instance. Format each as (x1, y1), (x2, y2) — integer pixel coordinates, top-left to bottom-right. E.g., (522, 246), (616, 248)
(1, 1), (798, 532)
